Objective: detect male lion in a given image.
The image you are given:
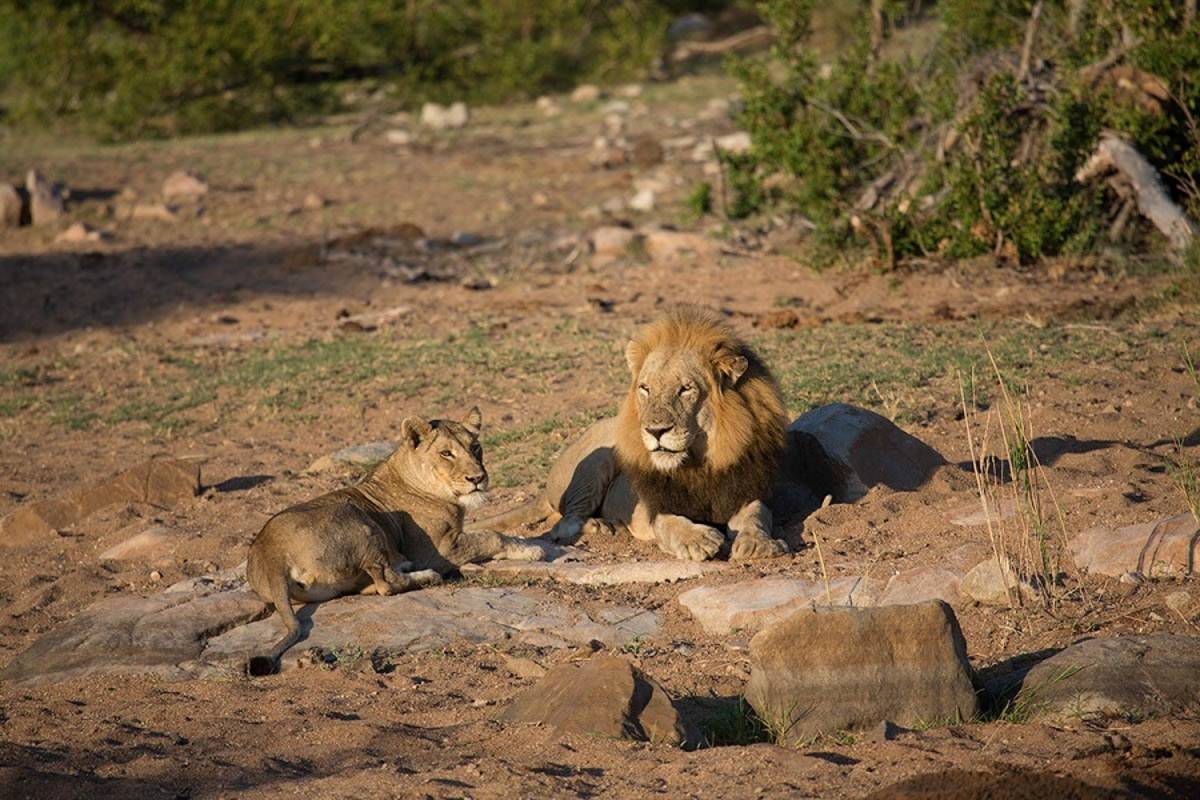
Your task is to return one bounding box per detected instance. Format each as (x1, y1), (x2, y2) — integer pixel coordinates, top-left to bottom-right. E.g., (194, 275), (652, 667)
(247, 408), (559, 674)
(473, 308), (804, 561)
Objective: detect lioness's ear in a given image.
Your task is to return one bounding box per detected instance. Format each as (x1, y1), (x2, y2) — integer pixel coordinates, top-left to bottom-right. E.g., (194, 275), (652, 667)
(625, 340), (647, 377)
(714, 352), (749, 386)
(400, 417), (432, 448)
(464, 406), (482, 436)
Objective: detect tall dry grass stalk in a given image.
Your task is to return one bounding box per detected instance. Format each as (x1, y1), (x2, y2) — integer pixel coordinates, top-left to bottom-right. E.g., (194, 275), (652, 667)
(957, 353), (1074, 609)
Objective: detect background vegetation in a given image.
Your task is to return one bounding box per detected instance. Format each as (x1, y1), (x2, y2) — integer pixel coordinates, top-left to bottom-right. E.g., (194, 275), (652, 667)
(0, 0), (721, 139)
(728, 0), (1200, 265)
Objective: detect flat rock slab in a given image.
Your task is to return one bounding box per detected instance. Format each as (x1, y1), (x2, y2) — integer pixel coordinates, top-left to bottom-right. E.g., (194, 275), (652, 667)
(0, 591), (270, 686)
(678, 576), (870, 635)
(2, 584), (661, 685)
(305, 441), (397, 473)
(877, 565), (965, 607)
(477, 559), (725, 586)
(745, 601), (977, 744)
(677, 566), (969, 635)
(0, 457), (200, 548)
(1017, 633), (1200, 721)
(205, 586), (660, 670)
(1070, 514), (1199, 578)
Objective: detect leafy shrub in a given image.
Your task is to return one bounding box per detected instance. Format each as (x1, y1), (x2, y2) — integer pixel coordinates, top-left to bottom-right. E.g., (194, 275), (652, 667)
(728, 0), (1200, 265)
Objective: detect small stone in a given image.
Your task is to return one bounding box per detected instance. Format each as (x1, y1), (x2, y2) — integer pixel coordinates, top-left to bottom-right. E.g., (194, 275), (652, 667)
(630, 135), (664, 169)
(499, 654), (698, 746)
(0, 183), (24, 228)
(618, 83), (644, 98)
(55, 222), (106, 243)
(641, 228), (720, 262)
(336, 306), (412, 333)
(591, 226), (639, 260)
(384, 129), (413, 145)
(960, 558), (1035, 606)
(1165, 591), (1192, 614)
(530, 191), (551, 208)
(629, 188), (656, 212)
(26, 169), (65, 225)
(535, 96), (561, 117)
(302, 192), (327, 210)
(99, 526), (174, 562)
(420, 101), (469, 130)
(450, 231), (483, 247)
(601, 196), (626, 214)
(570, 84), (603, 103)
(601, 100), (630, 115)
(714, 131), (752, 155)
(460, 276), (494, 291)
(131, 203), (180, 222)
(502, 654), (547, 680)
(161, 170), (208, 199)
(149, 571), (162, 583)
(1120, 571), (1145, 585)
(868, 720), (908, 742)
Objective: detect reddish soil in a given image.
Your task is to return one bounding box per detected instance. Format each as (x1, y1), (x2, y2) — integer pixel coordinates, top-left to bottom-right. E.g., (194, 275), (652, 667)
(2, 75), (1198, 798)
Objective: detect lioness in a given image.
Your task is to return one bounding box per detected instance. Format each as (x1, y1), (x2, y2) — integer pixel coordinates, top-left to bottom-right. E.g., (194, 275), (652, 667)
(247, 408), (559, 674)
(473, 308), (808, 561)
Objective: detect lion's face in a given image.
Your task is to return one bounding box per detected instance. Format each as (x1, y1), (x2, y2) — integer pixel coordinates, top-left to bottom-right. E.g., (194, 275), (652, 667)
(631, 348), (726, 471)
(399, 408), (489, 508)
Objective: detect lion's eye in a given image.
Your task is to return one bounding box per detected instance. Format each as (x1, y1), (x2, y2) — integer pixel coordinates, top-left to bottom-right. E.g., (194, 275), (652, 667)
(679, 383), (695, 396)
(440, 450), (455, 460)
(637, 384), (650, 395)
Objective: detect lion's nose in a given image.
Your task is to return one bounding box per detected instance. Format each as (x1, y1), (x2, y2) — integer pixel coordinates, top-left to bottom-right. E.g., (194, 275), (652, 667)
(467, 473), (486, 486)
(644, 423), (673, 438)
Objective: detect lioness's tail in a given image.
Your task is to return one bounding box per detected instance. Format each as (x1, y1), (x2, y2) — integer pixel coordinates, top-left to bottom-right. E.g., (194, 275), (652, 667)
(247, 568), (301, 677)
(465, 496), (554, 533)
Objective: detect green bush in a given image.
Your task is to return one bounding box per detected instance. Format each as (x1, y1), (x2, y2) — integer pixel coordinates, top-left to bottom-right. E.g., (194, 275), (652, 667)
(0, 1), (693, 140)
(728, 0), (1200, 265)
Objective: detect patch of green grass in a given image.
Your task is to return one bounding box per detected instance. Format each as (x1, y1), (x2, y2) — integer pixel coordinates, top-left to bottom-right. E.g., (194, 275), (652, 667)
(698, 698), (769, 748)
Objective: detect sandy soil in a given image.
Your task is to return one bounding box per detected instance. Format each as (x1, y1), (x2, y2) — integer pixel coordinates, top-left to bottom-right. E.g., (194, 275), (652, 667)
(2, 74), (1199, 798)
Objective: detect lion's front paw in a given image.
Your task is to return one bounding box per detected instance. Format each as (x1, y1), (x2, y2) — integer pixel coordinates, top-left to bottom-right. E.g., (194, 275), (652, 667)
(662, 521), (725, 561)
(546, 515), (585, 544)
(730, 531), (789, 561)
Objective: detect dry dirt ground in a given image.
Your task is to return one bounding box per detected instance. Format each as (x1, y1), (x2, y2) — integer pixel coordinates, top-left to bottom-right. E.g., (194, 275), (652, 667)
(1, 74), (1199, 798)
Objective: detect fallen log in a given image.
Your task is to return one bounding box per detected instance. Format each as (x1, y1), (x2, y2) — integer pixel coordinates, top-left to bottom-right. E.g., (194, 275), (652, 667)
(1076, 133), (1198, 250)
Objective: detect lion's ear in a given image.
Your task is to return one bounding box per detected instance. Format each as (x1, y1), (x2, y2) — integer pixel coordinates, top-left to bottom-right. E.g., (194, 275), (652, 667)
(625, 340), (647, 377)
(401, 417), (432, 448)
(714, 352), (749, 386)
(464, 406), (482, 436)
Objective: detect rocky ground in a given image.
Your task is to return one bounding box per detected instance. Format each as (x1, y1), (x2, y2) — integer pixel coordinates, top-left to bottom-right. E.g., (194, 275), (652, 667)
(2, 74), (1199, 799)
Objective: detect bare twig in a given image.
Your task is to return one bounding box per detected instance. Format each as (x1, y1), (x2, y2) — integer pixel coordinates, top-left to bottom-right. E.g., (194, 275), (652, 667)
(812, 495), (834, 605)
(1017, 1), (1045, 83)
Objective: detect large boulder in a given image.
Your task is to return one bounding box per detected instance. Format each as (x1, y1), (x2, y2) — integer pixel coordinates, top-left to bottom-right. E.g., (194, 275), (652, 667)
(0, 457), (201, 548)
(1069, 513), (1199, 578)
(786, 403), (946, 502)
(1015, 634), (1200, 722)
(499, 654), (699, 747)
(744, 601), (977, 744)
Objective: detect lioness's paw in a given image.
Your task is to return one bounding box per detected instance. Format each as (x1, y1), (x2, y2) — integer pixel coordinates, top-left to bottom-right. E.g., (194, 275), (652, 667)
(731, 532), (789, 561)
(407, 569), (443, 588)
(504, 539), (564, 562)
(668, 524), (724, 562)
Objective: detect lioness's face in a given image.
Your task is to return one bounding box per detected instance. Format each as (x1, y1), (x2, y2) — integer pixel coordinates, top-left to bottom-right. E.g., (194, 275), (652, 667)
(631, 350), (714, 471)
(400, 408), (489, 507)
